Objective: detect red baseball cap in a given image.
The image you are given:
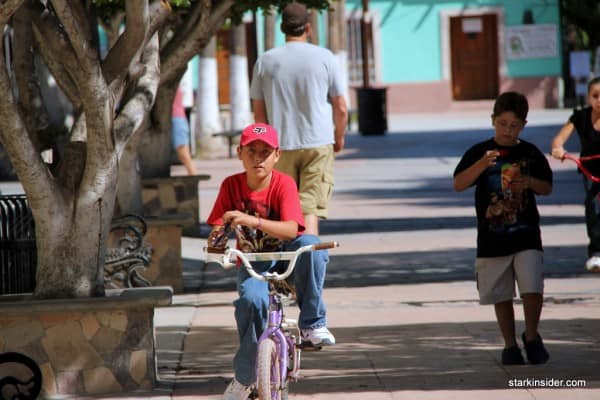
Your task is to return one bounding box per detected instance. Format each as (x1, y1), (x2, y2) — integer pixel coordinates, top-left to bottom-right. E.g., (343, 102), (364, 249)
(240, 123), (279, 148)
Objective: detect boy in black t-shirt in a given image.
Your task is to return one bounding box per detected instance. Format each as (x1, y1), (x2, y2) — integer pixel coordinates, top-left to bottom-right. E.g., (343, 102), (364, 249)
(454, 92), (553, 365)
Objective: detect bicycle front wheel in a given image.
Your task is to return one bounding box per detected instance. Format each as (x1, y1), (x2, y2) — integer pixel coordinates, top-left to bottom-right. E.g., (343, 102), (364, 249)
(256, 338), (288, 400)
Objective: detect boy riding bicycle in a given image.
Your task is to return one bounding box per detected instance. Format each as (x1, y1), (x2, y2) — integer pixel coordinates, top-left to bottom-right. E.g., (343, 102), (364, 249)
(207, 123), (335, 400)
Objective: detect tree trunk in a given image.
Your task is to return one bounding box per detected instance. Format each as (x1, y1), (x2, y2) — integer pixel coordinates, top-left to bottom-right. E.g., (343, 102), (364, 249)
(138, 87), (175, 178)
(309, 9), (320, 45)
(230, 23), (252, 131)
(264, 7), (276, 51)
(330, 0), (350, 105)
(33, 164), (118, 299)
(115, 135), (143, 216)
(195, 36), (224, 157)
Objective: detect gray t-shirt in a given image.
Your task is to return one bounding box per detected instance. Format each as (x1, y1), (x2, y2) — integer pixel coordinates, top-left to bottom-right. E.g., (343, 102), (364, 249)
(250, 41), (345, 150)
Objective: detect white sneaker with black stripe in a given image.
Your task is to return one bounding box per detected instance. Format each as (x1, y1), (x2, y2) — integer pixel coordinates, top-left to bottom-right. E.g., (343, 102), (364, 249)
(301, 326), (336, 346)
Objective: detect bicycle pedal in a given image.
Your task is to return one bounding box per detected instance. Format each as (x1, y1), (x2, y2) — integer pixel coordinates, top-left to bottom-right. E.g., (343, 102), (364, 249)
(298, 341), (322, 351)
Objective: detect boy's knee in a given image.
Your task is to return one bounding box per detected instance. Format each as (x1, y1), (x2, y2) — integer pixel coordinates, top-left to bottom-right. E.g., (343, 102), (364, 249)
(236, 291), (268, 311)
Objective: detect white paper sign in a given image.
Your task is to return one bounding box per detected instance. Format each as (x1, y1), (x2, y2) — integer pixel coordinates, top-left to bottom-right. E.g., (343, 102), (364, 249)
(505, 24), (557, 59)
(462, 18), (482, 33)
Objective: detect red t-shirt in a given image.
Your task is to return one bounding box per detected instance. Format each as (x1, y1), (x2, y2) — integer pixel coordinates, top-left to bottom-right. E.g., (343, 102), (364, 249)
(207, 170), (305, 252)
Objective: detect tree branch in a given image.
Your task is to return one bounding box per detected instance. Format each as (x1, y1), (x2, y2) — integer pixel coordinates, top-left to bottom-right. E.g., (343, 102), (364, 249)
(49, 0), (98, 78)
(102, 0), (150, 84)
(161, 0), (234, 85)
(0, 32), (55, 207)
(12, 6), (50, 142)
(31, 1), (82, 109)
(0, 0), (25, 26)
(113, 33), (161, 155)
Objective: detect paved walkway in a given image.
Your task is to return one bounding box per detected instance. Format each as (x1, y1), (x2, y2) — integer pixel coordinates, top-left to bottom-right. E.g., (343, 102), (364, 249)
(151, 108), (599, 400)
(5, 109), (600, 399)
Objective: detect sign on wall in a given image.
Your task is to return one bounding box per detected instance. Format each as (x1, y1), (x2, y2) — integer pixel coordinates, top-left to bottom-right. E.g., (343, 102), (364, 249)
(505, 24), (557, 59)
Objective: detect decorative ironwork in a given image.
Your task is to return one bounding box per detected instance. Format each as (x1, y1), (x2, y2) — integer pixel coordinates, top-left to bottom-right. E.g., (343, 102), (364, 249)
(0, 352), (42, 400)
(0, 195), (36, 295)
(104, 214), (153, 289)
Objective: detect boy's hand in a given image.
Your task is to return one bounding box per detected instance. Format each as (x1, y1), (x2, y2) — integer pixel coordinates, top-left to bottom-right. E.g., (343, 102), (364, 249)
(480, 150), (500, 167)
(223, 210), (258, 230)
(508, 175), (530, 194)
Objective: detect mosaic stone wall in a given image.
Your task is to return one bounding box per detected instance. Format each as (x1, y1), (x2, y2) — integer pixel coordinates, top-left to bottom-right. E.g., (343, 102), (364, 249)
(0, 289), (171, 397)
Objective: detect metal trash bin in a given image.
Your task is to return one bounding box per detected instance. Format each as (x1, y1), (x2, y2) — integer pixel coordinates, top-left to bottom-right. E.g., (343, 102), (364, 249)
(356, 87), (388, 135)
(0, 195), (36, 294)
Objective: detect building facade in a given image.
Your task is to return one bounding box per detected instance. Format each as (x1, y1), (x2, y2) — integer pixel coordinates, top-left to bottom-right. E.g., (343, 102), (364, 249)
(342, 0), (562, 112)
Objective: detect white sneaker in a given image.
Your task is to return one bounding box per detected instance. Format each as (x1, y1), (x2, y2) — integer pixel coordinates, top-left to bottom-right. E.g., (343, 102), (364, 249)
(224, 378), (253, 400)
(301, 326), (336, 346)
(585, 256), (600, 272)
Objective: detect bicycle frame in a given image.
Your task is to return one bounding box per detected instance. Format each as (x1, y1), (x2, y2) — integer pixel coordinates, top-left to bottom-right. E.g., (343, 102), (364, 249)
(208, 241), (338, 400)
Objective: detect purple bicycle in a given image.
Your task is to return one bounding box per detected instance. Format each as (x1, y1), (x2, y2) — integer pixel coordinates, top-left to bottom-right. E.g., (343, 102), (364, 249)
(207, 241), (338, 400)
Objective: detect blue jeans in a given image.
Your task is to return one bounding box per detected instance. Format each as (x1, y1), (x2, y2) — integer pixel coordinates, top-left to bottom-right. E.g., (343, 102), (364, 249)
(233, 234), (329, 385)
(583, 176), (600, 257)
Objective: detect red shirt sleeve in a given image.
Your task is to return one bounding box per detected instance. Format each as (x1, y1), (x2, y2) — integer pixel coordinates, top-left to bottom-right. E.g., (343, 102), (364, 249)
(273, 171), (305, 233)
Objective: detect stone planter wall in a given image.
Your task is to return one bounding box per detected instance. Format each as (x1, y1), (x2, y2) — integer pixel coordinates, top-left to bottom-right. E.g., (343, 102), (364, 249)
(0, 287), (172, 398)
(141, 174), (210, 237)
(141, 216), (191, 293)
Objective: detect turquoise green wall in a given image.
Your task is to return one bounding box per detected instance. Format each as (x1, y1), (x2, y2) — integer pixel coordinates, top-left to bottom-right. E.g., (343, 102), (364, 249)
(344, 0), (561, 83)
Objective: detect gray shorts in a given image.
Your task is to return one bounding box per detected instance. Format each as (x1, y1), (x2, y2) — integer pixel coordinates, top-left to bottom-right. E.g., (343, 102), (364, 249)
(475, 249), (544, 305)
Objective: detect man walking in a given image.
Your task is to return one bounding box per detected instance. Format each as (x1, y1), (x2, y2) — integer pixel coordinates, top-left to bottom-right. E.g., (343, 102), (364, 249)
(250, 1), (348, 235)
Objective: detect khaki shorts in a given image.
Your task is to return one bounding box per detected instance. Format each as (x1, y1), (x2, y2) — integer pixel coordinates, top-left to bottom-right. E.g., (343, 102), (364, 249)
(475, 249), (544, 305)
(275, 145), (334, 219)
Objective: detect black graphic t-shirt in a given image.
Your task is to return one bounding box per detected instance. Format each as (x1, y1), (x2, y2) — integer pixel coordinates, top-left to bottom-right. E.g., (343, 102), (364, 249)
(454, 138), (553, 257)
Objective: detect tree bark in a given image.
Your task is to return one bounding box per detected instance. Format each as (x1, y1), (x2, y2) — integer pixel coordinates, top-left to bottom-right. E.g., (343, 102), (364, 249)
(195, 35), (224, 157)
(309, 9), (319, 45)
(230, 22), (252, 131)
(329, 0), (349, 105)
(264, 7), (276, 51)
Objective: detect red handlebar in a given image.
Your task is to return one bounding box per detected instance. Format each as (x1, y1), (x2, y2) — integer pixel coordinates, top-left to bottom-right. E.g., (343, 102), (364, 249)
(562, 153), (600, 183)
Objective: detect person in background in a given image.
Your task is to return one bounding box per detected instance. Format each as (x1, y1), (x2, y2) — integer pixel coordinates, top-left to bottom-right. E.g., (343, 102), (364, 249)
(250, 1), (348, 235)
(172, 86), (197, 175)
(551, 76), (600, 272)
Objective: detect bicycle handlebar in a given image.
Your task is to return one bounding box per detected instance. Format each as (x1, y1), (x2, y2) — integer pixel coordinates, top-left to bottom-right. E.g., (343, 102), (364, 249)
(206, 241), (339, 281)
(559, 153), (600, 183)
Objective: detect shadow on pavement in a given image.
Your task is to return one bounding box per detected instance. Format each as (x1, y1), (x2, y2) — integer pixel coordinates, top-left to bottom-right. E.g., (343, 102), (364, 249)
(183, 244), (589, 293)
(156, 318), (600, 395)
(337, 125), (568, 160)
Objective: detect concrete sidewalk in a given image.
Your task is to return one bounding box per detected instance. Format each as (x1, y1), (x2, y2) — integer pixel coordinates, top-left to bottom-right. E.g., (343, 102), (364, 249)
(5, 108), (598, 399)
(152, 276), (600, 399)
(142, 108), (600, 400)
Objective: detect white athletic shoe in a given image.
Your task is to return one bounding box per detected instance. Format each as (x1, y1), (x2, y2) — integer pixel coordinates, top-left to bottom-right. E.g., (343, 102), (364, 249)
(301, 326), (336, 346)
(585, 256), (600, 272)
(223, 378), (253, 400)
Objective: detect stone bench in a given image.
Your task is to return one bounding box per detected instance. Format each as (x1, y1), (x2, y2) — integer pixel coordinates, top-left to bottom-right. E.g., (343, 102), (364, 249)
(0, 287), (172, 398)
